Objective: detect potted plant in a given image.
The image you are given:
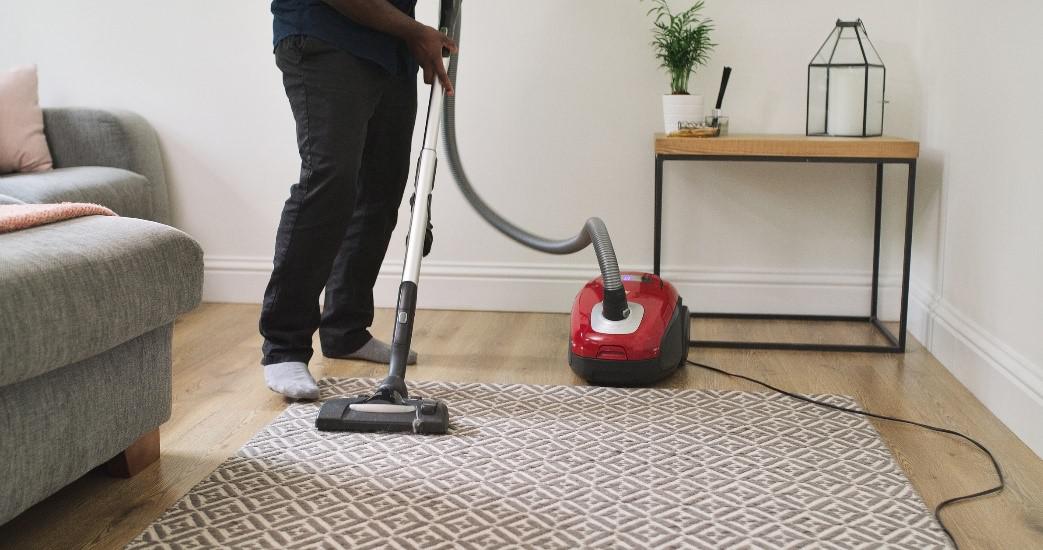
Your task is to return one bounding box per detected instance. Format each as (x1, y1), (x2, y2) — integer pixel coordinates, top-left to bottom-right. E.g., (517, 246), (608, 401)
(646, 0), (715, 133)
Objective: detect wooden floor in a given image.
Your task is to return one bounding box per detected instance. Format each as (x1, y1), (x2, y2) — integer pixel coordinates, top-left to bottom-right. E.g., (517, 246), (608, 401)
(2, 304), (1041, 549)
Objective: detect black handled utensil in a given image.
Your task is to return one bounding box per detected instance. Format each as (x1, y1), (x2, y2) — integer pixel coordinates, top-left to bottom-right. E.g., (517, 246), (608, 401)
(712, 66), (732, 128)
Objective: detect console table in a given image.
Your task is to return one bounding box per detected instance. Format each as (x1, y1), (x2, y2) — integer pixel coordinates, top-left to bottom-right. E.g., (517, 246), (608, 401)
(653, 134), (919, 353)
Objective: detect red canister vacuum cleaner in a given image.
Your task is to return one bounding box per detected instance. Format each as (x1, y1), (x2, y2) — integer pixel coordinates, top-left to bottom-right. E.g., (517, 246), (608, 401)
(570, 273), (689, 385)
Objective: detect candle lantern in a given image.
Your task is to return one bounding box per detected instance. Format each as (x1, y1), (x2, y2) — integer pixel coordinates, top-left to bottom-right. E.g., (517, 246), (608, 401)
(807, 19), (885, 137)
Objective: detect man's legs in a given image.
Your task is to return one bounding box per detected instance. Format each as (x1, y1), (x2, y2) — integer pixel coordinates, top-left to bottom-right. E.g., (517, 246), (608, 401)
(319, 73), (418, 361)
(260, 37), (389, 396)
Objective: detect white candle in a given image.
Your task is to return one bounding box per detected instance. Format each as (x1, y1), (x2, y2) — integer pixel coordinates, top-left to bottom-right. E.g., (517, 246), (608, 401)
(828, 67), (865, 136)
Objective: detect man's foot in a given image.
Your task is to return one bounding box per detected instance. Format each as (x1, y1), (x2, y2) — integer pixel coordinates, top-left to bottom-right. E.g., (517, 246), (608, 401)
(329, 337), (418, 365)
(264, 361), (319, 400)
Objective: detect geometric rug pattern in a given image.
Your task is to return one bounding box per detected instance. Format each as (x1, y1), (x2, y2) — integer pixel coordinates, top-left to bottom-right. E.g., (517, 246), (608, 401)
(128, 378), (950, 549)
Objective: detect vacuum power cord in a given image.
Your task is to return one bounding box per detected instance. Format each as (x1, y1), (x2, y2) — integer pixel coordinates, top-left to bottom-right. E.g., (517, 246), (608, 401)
(686, 359), (1004, 550)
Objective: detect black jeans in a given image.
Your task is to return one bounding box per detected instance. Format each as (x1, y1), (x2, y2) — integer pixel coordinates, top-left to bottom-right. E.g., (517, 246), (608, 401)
(260, 36), (417, 365)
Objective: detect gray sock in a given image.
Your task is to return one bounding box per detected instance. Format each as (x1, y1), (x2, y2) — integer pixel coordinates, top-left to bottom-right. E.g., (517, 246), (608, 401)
(264, 361), (319, 400)
(342, 337), (418, 365)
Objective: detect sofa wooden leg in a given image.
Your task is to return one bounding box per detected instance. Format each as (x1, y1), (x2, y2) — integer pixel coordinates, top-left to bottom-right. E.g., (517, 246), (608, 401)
(105, 428), (160, 478)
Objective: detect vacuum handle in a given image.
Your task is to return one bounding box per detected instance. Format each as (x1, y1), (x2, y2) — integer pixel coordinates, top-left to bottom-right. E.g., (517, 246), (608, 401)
(441, 27), (451, 58)
(439, 0), (457, 57)
(439, 0), (457, 34)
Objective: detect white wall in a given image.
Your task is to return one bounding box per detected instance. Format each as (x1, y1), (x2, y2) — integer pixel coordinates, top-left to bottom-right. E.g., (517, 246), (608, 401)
(909, 0), (1043, 457)
(5, 2), (1039, 451)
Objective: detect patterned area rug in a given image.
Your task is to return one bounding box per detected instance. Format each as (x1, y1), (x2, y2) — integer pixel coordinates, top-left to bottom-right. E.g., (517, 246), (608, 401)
(129, 378), (950, 549)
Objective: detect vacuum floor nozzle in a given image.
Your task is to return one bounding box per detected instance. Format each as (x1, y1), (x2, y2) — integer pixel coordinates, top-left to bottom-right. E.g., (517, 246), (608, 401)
(316, 395), (450, 434)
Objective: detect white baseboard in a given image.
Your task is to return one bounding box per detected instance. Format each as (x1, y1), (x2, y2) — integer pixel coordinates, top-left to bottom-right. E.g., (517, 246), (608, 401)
(907, 283), (935, 345)
(203, 256), (903, 319)
(908, 286), (1043, 458)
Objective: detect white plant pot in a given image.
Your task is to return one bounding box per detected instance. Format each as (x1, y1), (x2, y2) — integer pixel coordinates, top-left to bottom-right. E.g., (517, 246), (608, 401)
(662, 94), (704, 134)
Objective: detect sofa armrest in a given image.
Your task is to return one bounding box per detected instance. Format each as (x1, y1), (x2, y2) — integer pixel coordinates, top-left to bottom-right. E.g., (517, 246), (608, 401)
(42, 108), (170, 224)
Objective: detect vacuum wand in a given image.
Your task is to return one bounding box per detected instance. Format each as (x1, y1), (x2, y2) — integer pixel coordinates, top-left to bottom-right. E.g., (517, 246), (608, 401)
(376, 29), (453, 401)
(712, 66), (731, 128)
(314, 26), (454, 435)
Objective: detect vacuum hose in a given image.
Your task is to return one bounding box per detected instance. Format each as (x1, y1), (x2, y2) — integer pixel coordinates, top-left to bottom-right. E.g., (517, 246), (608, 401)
(440, 1), (630, 321)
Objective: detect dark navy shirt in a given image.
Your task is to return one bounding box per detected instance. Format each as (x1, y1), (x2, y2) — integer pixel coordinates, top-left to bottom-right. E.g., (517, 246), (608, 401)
(272, 0), (419, 76)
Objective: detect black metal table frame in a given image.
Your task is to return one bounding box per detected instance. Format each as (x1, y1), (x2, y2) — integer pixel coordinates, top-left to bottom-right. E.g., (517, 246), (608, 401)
(654, 154), (917, 353)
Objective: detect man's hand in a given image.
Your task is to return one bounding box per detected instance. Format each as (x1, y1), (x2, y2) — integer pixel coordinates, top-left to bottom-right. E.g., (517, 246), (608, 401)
(322, 0), (459, 94)
(405, 25), (458, 95)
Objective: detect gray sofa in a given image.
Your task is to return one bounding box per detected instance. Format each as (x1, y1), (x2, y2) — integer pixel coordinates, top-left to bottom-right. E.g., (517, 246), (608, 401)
(0, 109), (202, 524)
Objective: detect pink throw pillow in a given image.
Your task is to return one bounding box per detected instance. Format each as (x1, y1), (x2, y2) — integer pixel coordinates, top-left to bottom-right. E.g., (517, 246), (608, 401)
(0, 65), (53, 174)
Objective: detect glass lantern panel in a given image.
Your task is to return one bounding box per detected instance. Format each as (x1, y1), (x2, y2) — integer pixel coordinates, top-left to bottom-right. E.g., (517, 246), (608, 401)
(830, 26), (869, 65)
(826, 66), (866, 136)
(859, 25), (884, 65)
(811, 27), (840, 65)
(866, 66), (885, 135)
(808, 66), (828, 134)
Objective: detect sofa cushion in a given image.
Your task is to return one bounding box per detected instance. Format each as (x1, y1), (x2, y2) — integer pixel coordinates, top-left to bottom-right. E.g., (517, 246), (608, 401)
(0, 193), (24, 205)
(0, 165), (153, 219)
(0, 216), (202, 387)
(0, 166), (152, 219)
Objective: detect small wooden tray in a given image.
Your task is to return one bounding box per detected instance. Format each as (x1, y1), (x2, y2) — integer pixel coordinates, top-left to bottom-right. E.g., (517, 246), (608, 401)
(668, 127), (720, 138)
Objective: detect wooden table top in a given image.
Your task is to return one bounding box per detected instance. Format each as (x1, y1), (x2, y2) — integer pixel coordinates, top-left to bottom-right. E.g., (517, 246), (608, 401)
(655, 133), (919, 159)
